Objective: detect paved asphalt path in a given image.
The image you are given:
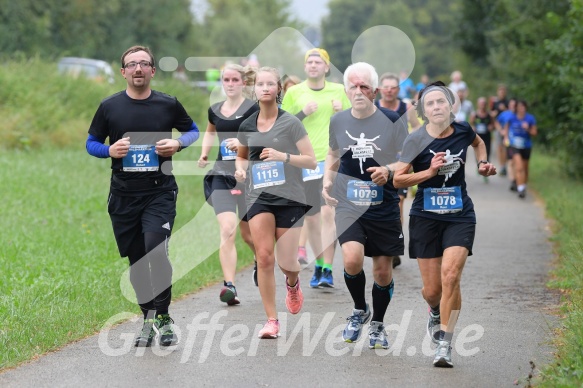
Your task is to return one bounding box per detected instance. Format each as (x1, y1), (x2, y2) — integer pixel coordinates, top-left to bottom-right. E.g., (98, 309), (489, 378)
(1, 152), (559, 387)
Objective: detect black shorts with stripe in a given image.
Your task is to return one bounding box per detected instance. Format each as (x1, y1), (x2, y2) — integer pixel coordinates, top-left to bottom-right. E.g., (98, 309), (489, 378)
(108, 189), (177, 257)
(336, 211), (404, 257)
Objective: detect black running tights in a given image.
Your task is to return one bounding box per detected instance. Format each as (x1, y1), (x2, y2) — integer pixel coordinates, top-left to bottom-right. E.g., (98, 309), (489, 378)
(126, 232), (173, 318)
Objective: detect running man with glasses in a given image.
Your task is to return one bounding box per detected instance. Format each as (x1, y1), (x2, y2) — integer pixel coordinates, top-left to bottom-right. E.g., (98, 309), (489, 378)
(85, 45), (200, 347)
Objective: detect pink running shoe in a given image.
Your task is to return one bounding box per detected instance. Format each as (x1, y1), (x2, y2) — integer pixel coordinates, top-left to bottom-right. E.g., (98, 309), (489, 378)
(258, 318), (280, 339)
(285, 276), (304, 314)
(297, 246), (308, 265)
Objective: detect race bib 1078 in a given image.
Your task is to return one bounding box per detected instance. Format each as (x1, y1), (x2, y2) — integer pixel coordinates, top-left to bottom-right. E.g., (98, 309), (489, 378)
(423, 186), (463, 214)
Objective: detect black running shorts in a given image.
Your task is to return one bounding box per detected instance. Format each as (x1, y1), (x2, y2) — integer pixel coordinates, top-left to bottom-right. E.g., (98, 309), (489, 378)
(408, 215), (475, 259)
(246, 203), (305, 228)
(507, 146), (532, 161)
(108, 189), (177, 257)
(210, 175), (248, 221)
(336, 212), (404, 257)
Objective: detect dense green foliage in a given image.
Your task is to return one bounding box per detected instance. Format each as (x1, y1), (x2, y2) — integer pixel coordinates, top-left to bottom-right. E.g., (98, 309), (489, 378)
(0, 58), (209, 150)
(0, 0), (301, 70)
(457, 0), (583, 176)
(322, 0), (463, 79)
(322, 0), (582, 176)
(0, 0), (197, 62)
(202, 0), (300, 56)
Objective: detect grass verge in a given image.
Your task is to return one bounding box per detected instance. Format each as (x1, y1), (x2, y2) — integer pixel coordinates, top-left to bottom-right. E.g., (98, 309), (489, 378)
(529, 151), (583, 386)
(0, 148), (253, 370)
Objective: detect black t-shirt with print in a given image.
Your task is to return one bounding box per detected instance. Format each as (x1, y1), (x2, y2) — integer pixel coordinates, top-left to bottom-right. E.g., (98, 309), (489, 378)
(329, 108), (407, 220)
(400, 121), (477, 222)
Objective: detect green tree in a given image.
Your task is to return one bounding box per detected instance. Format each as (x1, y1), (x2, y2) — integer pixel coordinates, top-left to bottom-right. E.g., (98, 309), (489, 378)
(321, 0), (461, 78)
(0, 0), (197, 64)
(464, 0), (570, 147)
(456, 0), (495, 66)
(365, 0), (426, 80)
(0, 0), (53, 57)
(47, 0), (122, 60)
(321, 0), (377, 72)
(105, 0), (195, 61)
(544, 0), (583, 175)
(201, 0), (299, 56)
(405, 0), (462, 79)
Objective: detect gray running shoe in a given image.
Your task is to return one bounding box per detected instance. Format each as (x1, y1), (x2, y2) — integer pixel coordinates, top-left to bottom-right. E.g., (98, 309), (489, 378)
(433, 340), (453, 367)
(154, 314), (179, 347)
(134, 318), (156, 347)
(368, 321), (389, 349)
(342, 304), (371, 343)
(427, 308), (441, 344)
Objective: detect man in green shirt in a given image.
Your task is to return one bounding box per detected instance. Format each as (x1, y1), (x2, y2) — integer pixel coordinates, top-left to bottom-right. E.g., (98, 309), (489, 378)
(281, 48), (351, 289)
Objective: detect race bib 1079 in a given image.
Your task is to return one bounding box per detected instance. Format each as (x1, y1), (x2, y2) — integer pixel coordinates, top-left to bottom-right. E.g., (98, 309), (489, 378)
(347, 180), (383, 206)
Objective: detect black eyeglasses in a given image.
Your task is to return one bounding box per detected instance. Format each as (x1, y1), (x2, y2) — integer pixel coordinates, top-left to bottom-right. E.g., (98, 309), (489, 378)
(124, 61), (153, 70)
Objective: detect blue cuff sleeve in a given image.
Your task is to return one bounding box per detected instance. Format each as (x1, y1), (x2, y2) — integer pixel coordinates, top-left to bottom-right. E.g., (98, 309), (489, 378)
(86, 134), (110, 158)
(177, 122), (200, 149)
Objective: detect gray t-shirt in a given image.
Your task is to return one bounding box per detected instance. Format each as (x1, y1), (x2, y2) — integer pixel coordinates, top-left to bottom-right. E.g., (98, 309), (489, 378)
(238, 109), (308, 207)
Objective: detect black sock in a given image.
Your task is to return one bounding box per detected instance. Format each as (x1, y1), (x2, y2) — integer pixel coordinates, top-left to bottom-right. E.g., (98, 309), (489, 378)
(154, 290), (171, 317)
(430, 303), (440, 316)
(344, 270), (367, 311)
(372, 279), (394, 322)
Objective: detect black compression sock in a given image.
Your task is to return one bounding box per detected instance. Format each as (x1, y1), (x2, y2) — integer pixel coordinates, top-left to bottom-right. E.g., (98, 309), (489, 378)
(344, 270), (367, 311)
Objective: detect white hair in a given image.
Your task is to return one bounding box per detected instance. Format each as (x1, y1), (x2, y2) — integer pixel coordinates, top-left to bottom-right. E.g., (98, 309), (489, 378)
(343, 62), (379, 90)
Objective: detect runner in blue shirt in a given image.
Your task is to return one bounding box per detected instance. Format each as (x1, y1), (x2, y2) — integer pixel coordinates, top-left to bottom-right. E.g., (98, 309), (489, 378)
(502, 100), (537, 198)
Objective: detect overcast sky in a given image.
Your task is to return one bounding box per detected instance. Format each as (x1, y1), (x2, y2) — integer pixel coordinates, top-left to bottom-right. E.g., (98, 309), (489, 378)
(290, 0), (330, 25)
(191, 0), (330, 26)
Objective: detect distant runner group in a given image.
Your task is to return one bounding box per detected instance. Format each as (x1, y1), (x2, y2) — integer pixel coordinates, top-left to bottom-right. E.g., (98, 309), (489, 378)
(87, 45), (521, 368)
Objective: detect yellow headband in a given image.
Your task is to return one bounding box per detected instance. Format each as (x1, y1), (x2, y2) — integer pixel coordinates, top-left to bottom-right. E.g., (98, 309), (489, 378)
(304, 48), (330, 65)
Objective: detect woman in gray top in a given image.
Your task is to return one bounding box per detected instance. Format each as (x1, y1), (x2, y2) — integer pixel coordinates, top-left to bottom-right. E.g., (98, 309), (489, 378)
(235, 67), (316, 339)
